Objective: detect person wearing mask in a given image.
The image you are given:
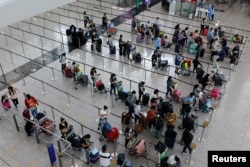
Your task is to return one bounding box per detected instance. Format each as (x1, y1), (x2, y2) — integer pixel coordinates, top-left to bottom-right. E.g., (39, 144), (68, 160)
(166, 76), (174, 100)
(182, 128), (193, 154)
(110, 73), (117, 95)
(59, 53), (67, 74)
(102, 13), (108, 31)
(6, 86), (20, 108)
(81, 134), (91, 164)
(200, 18), (206, 35)
(192, 57), (203, 72)
(99, 144), (111, 167)
(59, 117), (71, 139)
(134, 100), (142, 124)
(138, 81), (145, 102)
(24, 94), (39, 118)
(90, 67), (98, 87)
(126, 90), (137, 117)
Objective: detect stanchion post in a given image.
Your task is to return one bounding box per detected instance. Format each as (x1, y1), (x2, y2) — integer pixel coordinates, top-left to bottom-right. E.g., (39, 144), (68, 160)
(57, 140), (63, 167)
(206, 62), (209, 74)
(120, 63), (124, 75)
(22, 72), (26, 86)
(67, 93), (72, 107)
(186, 143), (196, 166)
(51, 106), (56, 122)
(10, 52), (15, 63)
(13, 115), (20, 131)
(51, 68), (57, 81)
(21, 42), (25, 54)
(34, 126), (40, 144)
(198, 120), (208, 143)
(0, 63), (7, 84)
(90, 84), (94, 97)
(2, 33), (8, 45)
(111, 94), (115, 107)
(102, 56), (106, 69)
(81, 124), (84, 136)
(144, 70), (147, 82)
(129, 80), (132, 91)
(71, 152), (76, 166)
(41, 81), (48, 95)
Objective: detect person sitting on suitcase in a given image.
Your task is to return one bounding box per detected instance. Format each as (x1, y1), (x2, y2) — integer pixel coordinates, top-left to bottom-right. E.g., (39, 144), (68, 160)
(24, 94), (39, 118)
(124, 127), (137, 149)
(59, 117), (71, 139)
(25, 117), (36, 136)
(98, 105), (110, 131)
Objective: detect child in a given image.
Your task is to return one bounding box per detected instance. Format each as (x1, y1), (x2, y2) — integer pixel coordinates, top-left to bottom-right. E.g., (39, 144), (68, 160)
(1, 94), (11, 110)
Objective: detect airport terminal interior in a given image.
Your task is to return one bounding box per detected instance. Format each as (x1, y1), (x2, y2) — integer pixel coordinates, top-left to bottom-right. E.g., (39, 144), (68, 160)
(0, 0), (250, 167)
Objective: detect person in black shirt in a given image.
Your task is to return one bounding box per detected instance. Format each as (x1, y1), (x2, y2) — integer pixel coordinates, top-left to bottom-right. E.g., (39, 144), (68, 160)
(90, 67), (97, 87)
(59, 117), (70, 139)
(110, 73), (117, 95)
(119, 35), (125, 56)
(138, 81), (145, 102)
(25, 118), (35, 136)
(192, 57), (203, 72)
(102, 13), (108, 31)
(182, 128), (193, 154)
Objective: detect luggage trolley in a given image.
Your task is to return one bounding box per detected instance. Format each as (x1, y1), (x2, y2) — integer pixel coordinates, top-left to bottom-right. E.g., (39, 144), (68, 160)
(108, 22), (117, 34)
(36, 112), (56, 135)
(65, 127), (82, 151)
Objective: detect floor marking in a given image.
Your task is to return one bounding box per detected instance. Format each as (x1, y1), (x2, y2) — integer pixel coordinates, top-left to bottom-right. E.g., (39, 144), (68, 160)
(5, 145), (17, 154)
(27, 159), (38, 167)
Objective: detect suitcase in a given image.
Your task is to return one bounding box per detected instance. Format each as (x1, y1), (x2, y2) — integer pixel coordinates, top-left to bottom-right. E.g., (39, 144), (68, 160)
(189, 43), (198, 54)
(142, 93), (150, 106)
(23, 109), (31, 120)
(173, 89), (182, 102)
(175, 55), (181, 66)
(203, 28), (209, 36)
(136, 34), (141, 43)
(132, 139), (146, 156)
(175, 44), (181, 53)
(96, 44), (101, 52)
(164, 130), (177, 149)
(110, 46), (116, 54)
(108, 27), (117, 34)
(40, 119), (56, 134)
(81, 75), (89, 86)
(135, 53), (142, 63)
(2, 100), (11, 110)
(196, 67), (204, 80)
(118, 89), (129, 101)
(185, 59), (191, 67)
(198, 48), (205, 57)
(134, 123), (142, 133)
(210, 88), (221, 99)
(146, 36), (150, 44)
(68, 134), (82, 149)
(122, 112), (130, 125)
(213, 73), (224, 86)
(64, 67), (73, 78)
(89, 147), (99, 164)
(106, 127), (119, 142)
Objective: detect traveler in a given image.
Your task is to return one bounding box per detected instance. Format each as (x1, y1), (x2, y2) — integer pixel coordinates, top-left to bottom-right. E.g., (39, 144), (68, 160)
(166, 76), (174, 100)
(81, 134), (91, 164)
(59, 117), (71, 139)
(59, 53), (66, 74)
(192, 57), (203, 72)
(99, 144), (111, 167)
(182, 128), (193, 154)
(134, 100), (142, 124)
(110, 73), (117, 95)
(138, 81), (145, 102)
(24, 94), (39, 118)
(90, 67), (98, 87)
(102, 13), (108, 31)
(6, 86), (20, 108)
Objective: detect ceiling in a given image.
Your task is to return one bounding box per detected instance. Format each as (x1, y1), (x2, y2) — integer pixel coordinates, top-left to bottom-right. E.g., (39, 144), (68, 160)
(0, 0), (75, 28)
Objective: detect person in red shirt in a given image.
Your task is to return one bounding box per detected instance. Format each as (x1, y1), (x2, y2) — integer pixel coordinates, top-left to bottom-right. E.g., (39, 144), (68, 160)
(24, 94), (38, 118)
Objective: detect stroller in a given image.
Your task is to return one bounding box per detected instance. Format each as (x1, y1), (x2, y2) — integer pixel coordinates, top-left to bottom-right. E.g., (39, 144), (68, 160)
(36, 112), (56, 135)
(94, 75), (109, 93)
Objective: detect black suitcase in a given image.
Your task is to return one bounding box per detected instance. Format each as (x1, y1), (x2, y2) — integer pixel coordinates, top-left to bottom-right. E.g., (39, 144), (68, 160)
(161, 101), (173, 113)
(199, 48), (205, 57)
(196, 67), (204, 80)
(142, 93), (150, 106)
(81, 75), (89, 86)
(68, 134), (82, 149)
(213, 73), (224, 86)
(110, 46), (116, 54)
(175, 44), (181, 53)
(135, 53), (142, 63)
(164, 130), (177, 149)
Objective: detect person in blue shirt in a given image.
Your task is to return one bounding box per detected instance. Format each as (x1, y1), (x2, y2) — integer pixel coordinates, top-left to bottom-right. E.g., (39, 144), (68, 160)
(155, 35), (161, 49)
(208, 5), (215, 21)
(181, 93), (195, 118)
(198, 0), (204, 18)
(207, 27), (214, 47)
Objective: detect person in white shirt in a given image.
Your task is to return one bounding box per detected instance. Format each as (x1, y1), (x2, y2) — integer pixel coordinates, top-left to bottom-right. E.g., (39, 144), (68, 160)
(59, 53), (66, 74)
(99, 144), (111, 167)
(134, 100), (143, 124)
(99, 105), (110, 129)
(107, 34), (114, 48)
(155, 17), (160, 28)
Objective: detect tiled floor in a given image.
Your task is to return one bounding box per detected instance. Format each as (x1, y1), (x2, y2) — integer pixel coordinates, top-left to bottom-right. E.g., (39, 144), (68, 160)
(0, 0), (250, 167)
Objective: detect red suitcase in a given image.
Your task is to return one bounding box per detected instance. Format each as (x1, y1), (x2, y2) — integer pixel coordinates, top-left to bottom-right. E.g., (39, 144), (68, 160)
(185, 59), (191, 67)
(64, 67), (73, 78)
(40, 119), (56, 135)
(23, 109), (31, 120)
(173, 89), (182, 102)
(121, 112), (130, 125)
(106, 127), (119, 142)
(132, 139), (146, 156)
(210, 88), (221, 99)
(2, 100), (11, 110)
(203, 28), (209, 36)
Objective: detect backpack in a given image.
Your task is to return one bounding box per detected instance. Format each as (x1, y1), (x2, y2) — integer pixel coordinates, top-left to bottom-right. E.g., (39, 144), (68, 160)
(155, 141), (166, 154)
(103, 121), (112, 132)
(155, 117), (164, 129)
(199, 77), (204, 84)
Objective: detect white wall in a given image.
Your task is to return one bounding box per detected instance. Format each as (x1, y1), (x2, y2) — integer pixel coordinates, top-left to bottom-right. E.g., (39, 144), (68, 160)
(0, 0), (75, 28)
